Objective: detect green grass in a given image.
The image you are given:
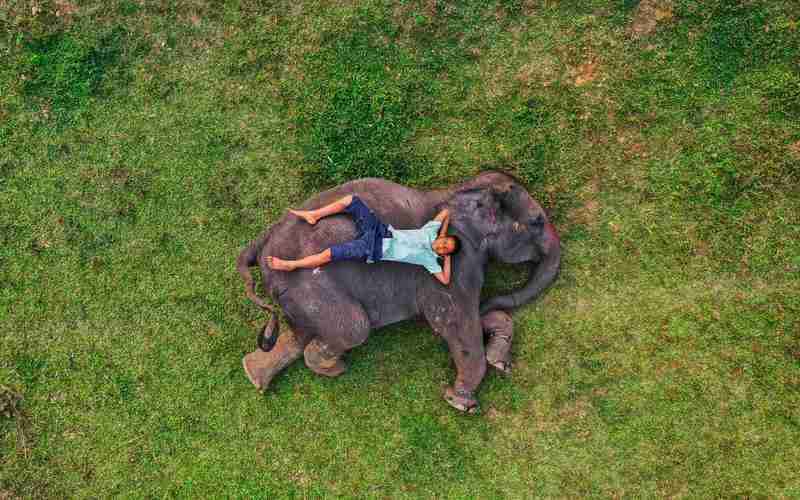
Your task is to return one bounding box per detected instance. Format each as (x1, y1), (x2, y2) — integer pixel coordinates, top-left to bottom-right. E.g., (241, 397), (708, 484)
(2, 0), (799, 497)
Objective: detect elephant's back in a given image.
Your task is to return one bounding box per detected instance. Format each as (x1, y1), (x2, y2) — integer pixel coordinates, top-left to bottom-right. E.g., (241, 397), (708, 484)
(271, 178), (436, 250)
(259, 178), (434, 296)
(303, 178), (432, 226)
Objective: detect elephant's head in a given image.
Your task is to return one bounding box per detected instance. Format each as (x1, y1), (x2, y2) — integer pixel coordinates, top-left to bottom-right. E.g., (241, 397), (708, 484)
(444, 175), (561, 314)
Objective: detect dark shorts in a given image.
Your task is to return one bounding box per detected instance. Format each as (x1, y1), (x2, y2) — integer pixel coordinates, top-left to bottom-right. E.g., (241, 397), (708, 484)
(330, 238), (370, 262)
(330, 196), (388, 263)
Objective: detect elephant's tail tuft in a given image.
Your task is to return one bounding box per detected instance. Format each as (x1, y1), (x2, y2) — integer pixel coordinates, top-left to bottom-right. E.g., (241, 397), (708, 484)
(257, 310), (280, 352)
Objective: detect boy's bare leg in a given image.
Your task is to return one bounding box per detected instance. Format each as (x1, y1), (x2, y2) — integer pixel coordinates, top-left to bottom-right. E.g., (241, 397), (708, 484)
(290, 195), (353, 225)
(267, 249), (333, 271)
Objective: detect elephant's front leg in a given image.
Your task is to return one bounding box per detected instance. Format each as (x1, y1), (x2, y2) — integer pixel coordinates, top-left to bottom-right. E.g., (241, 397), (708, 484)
(438, 317), (487, 414)
(481, 310), (513, 375)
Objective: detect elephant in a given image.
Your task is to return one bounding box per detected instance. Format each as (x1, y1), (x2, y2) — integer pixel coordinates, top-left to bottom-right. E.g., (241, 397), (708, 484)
(238, 171), (560, 413)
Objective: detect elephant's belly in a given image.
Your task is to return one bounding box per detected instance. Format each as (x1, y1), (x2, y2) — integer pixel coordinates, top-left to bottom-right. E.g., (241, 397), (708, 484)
(327, 260), (421, 329)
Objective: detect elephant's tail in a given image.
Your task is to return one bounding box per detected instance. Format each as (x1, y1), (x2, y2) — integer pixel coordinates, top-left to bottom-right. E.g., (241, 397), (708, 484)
(257, 309), (279, 352)
(236, 228), (274, 312)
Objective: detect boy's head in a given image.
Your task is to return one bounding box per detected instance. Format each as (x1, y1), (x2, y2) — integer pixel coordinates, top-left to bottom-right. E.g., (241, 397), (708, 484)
(432, 235), (461, 256)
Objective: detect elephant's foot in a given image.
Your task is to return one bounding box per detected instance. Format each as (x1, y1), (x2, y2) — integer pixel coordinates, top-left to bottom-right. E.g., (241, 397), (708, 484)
(304, 339), (347, 378)
(486, 334), (512, 375)
(243, 331), (304, 391)
(444, 386), (479, 414)
(482, 310), (514, 375)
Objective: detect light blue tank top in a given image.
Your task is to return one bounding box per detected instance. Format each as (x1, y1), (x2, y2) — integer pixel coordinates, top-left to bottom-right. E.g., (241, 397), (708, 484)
(380, 220), (443, 274)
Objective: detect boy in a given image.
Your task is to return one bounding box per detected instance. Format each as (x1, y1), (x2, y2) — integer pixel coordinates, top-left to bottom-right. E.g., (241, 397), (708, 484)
(267, 195), (460, 285)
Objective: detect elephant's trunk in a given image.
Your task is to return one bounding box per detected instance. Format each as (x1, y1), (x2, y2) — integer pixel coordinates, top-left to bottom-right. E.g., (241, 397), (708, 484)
(479, 232), (560, 315)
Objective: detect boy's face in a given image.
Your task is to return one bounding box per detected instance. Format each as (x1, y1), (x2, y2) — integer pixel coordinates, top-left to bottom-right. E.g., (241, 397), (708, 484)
(432, 237), (456, 256)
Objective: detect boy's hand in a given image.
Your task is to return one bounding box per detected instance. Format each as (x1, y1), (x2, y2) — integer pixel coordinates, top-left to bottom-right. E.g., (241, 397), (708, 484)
(434, 208), (450, 237)
(434, 254), (451, 285)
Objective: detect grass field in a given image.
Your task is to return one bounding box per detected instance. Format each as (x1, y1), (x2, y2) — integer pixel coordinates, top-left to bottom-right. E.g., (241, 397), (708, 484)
(1, 0), (799, 497)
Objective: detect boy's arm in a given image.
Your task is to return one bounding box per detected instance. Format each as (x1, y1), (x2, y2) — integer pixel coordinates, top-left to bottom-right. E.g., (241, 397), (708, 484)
(433, 208), (450, 237)
(434, 255), (451, 285)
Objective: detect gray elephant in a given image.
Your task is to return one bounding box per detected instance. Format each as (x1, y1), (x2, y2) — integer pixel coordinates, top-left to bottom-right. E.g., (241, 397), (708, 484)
(238, 171), (560, 413)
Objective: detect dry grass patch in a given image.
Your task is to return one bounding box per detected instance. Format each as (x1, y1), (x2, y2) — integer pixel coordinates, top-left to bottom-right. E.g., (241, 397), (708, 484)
(789, 140), (800, 159)
(54, 0), (78, 20)
(0, 385), (29, 459)
(628, 0), (674, 39)
(568, 177), (602, 229)
(573, 59), (600, 87)
(515, 55), (561, 92)
(557, 397), (593, 424)
(617, 129), (651, 161)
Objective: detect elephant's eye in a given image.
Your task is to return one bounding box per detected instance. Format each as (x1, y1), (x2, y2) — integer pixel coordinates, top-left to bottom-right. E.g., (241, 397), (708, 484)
(476, 201), (483, 208)
(529, 214), (544, 227)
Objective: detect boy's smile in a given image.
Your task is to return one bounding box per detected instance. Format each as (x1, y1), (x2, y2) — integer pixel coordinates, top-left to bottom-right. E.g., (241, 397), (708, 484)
(432, 237), (455, 256)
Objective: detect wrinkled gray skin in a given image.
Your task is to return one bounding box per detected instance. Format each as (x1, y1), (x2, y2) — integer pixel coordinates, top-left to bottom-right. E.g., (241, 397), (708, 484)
(238, 171), (560, 413)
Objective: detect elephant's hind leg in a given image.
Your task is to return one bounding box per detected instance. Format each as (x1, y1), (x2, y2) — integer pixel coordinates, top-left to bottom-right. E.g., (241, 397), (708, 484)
(243, 329), (306, 391)
(482, 310), (514, 375)
(299, 300), (371, 379)
(304, 339), (347, 377)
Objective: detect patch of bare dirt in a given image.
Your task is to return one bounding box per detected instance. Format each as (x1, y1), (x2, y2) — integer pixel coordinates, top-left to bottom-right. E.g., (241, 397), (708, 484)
(522, 0), (538, 16)
(424, 0), (438, 19)
(392, 2), (414, 31)
(494, 5), (507, 23)
(486, 407), (502, 421)
(54, 0), (78, 19)
(0, 386), (22, 419)
(628, 0), (674, 39)
(620, 137), (649, 160)
(629, 141), (646, 155)
(693, 240), (710, 257)
(558, 397), (592, 423)
(573, 59), (599, 87)
(189, 13), (201, 25)
(0, 386), (30, 458)
(569, 177), (602, 227)
(789, 140), (800, 159)
(515, 55), (559, 93)
(571, 199), (600, 225)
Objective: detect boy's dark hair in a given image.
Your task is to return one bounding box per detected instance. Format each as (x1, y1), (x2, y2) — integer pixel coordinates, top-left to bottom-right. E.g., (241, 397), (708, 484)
(446, 234), (461, 255)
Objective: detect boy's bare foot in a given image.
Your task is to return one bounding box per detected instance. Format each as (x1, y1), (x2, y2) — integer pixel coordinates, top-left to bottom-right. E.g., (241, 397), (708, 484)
(266, 256), (296, 271)
(289, 209), (318, 225)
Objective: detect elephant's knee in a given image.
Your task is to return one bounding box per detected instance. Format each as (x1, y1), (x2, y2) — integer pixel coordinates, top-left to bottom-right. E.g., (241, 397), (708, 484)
(304, 339), (346, 377)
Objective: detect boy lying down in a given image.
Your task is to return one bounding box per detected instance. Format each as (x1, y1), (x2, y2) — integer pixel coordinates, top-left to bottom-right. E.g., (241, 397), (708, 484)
(267, 195), (460, 285)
